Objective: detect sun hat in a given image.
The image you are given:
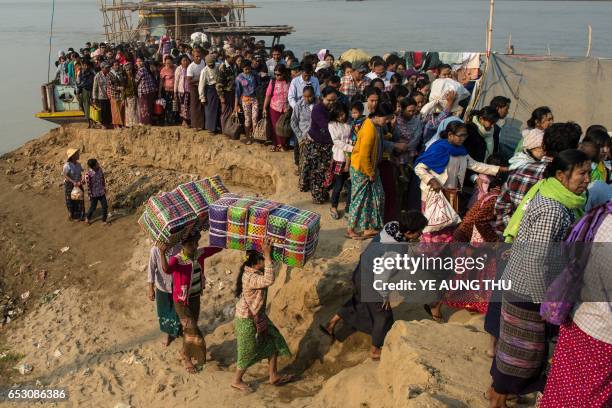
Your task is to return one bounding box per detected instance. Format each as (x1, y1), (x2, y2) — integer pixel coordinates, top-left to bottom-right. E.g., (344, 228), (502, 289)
(66, 148), (79, 160)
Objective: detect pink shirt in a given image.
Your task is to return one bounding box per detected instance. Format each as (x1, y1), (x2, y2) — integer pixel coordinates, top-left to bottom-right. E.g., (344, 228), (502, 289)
(266, 79), (289, 113)
(160, 66), (176, 92)
(165, 247), (222, 304)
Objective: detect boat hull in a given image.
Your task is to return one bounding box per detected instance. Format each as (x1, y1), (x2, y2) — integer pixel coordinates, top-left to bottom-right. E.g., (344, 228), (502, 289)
(35, 111), (86, 125)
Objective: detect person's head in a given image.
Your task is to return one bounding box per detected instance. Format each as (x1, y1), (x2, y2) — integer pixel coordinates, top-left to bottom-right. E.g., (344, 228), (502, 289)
(490, 96), (511, 119)
(301, 63), (314, 81)
(438, 64), (453, 79)
(542, 122), (581, 157)
(352, 65), (367, 81)
(329, 102), (348, 124)
(324, 53), (335, 66)
(396, 62), (407, 76)
(205, 54), (215, 68)
(341, 61), (353, 76)
(522, 128), (545, 160)
(101, 61), (111, 73)
(399, 97), (418, 120)
(385, 54), (401, 72)
(365, 86), (381, 111)
(321, 86), (338, 109)
(181, 231), (201, 256)
(411, 91), (426, 113)
(271, 45), (282, 62)
(135, 57), (145, 69)
(235, 250), (265, 298)
(545, 149), (591, 195)
(180, 55), (190, 68)
(351, 100), (365, 120)
(442, 121), (469, 146)
(87, 158), (99, 170)
(241, 59), (252, 74)
(579, 141), (601, 163)
(486, 154), (509, 189)
(111, 59), (120, 71)
(273, 64), (289, 82)
(527, 106), (553, 130)
(67, 148), (80, 162)
(192, 49), (202, 64)
(372, 59), (387, 75)
(370, 78), (385, 91)
(389, 73), (402, 88)
(302, 85), (315, 105)
(371, 102), (395, 126)
(328, 75), (341, 90)
(149, 61), (159, 73)
(583, 126), (611, 162)
(398, 211), (428, 242)
(472, 106), (500, 130)
(415, 78), (430, 96)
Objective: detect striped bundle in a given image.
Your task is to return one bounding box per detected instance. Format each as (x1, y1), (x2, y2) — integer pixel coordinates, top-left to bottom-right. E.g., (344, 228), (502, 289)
(283, 209), (321, 267)
(209, 193), (241, 248)
(176, 181), (210, 218)
(196, 175), (229, 204)
(207, 194), (320, 267)
(226, 197), (259, 250)
(246, 199), (282, 252)
(139, 191), (198, 245)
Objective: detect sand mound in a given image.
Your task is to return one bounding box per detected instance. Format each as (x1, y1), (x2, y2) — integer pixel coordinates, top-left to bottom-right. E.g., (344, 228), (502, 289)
(0, 125), (497, 407)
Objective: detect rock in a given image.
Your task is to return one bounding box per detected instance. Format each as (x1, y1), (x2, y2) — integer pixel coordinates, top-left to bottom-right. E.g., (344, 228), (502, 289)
(113, 403), (131, 408)
(20, 291), (30, 300)
(60, 246), (70, 253)
(53, 349), (62, 358)
(14, 363), (33, 375)
(82, 367), (91, 376)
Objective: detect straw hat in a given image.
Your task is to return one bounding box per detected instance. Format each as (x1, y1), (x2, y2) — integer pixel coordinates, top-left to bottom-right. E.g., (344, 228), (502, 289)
(66, 148), (79, 160)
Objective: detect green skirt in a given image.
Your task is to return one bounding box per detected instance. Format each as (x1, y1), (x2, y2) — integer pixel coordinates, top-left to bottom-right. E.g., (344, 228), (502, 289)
(156, 289), (182, 337)
(234, 317), (291, 370)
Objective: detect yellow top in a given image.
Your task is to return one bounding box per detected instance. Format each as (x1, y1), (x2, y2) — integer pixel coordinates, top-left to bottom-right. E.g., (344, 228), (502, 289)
(350, 118), (380, 177)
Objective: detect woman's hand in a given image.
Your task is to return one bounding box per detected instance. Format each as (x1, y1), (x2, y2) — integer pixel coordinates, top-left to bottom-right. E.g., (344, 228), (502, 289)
(157, 242), (168, 254)
(428, 178), (443, 192)
(148, 284), (155, 301)
(262, 238), (273, 261)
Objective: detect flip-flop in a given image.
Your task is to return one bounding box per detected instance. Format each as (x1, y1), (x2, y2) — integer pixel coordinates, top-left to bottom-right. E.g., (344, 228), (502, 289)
(423, 304), (444, 323)
(329, 208), (340, 220)
(319, 324), (335, 341)
(270, 374), (296, 386)
(231, 383), (253, 393)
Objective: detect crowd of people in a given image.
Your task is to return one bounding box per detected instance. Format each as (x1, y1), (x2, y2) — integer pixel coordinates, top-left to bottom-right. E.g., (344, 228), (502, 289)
(58, 35), (612, 406)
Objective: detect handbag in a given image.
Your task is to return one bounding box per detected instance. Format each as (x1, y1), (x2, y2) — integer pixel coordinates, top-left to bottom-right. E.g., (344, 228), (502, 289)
(422, 189), (461, 233)
(89, 105), (101, 123)
(275, 109), (293, 139)
(223, 113), (243, 140)
(154, 98), (165, 115)
(253, 117), (270, 142)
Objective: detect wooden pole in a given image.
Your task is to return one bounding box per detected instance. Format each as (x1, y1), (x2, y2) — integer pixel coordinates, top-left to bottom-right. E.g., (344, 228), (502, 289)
(586, 24), (592, 57)
(486, 0), (495, 58)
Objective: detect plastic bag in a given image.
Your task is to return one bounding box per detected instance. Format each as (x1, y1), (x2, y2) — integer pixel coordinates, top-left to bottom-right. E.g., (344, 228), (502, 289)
(70, 186), (84, 201)
(420, 78), (470, 117)
(89, 105), (101, 123)
(275, 109), (293, 139)
(422, 189), (461, 233)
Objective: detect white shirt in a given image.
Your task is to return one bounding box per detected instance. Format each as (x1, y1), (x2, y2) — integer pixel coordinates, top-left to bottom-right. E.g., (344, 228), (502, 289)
(329, 122), (353, 162)
(186, 60), (205, 80)
(366, 71), (393, 88)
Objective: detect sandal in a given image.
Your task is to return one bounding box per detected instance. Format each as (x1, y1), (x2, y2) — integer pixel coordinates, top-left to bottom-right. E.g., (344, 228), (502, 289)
(344, 233), (365, 241)
(231, 383), (253, 393)
(423, 304), (444, 323)
(270, 374), (296, 386)
(329, 208), (340, 220)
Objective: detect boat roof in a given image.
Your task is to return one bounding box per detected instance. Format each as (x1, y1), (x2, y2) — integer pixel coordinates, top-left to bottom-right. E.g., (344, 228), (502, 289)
(101, 1), (256, 12)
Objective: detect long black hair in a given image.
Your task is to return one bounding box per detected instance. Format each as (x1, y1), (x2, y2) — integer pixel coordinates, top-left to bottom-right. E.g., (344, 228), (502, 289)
(439, 121), (467, 139)
(527, 106), (552, 129)
(468, 106), (500, 124)
(235, 250), (265, 298)
(544, 149), (590, 178)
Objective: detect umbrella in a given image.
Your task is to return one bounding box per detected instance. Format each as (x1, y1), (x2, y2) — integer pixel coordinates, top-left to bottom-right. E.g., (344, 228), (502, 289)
(339, 48), (371, 67)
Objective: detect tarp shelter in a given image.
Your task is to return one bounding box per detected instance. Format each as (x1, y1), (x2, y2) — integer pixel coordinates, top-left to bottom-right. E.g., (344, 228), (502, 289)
(475, 54), (612, 158)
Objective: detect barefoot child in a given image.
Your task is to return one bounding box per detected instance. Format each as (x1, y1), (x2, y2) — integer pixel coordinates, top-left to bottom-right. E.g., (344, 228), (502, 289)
(85, 158), (110, 225)
(232, 239), (293, 392)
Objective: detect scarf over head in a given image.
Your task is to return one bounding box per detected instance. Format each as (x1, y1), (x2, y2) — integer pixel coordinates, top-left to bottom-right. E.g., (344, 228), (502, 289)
(424, 116), (463, 150)
(415, 139), (468, 174)
(503, 177), (587, 242)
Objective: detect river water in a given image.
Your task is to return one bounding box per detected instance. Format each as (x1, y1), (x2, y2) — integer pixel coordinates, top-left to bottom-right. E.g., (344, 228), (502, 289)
(1, 0), (611, 153)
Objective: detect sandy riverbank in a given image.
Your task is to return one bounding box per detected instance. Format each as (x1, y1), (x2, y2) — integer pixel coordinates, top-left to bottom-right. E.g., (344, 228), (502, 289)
(0, 125), (527, 407)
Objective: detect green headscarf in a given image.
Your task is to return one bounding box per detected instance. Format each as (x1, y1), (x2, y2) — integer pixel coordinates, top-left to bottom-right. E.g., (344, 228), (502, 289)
(503, 177), (586, 242)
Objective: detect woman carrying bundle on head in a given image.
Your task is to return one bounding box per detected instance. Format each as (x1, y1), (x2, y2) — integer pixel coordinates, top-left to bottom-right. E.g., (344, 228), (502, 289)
(158, 231), (223, 374)
(231, 239), (293, 393)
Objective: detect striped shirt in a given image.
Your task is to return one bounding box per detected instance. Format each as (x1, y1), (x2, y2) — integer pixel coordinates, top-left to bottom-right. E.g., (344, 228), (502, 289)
(135, 67), (156, 97)
(235, 265), (275, 319)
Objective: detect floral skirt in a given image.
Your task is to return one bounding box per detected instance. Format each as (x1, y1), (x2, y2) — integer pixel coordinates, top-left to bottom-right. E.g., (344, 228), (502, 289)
(348, 167), (384, 231)
(124, 96), (139, 127)
(234, 317), (290, 370)
(302, 142), (333, 203)
(178, 92), (190, 121)
(540, 321), (612, 408)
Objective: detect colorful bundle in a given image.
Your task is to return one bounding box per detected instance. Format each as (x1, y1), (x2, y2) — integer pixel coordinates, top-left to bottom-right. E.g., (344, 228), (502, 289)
(284, 209), (321, 267)
(140, 191), (198, 245)
(246, 199), (281, 252)
(195, 175), (229, 205)
(176, 181), (210, 218)
(266, 205), (302, 244)
(209, 193), (241, 248)
(226, 197), (259, 250)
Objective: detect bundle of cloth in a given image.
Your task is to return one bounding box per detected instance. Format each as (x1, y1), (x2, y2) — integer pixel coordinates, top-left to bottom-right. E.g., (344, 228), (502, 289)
(139, 175), (229, 245)
(209, 193), (321, 267)
(420, 78), (470, 117)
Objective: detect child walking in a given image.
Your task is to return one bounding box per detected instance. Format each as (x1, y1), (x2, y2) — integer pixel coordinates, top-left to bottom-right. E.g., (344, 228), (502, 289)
(327, 103), (353, 220)
(85, 158), (110, 225)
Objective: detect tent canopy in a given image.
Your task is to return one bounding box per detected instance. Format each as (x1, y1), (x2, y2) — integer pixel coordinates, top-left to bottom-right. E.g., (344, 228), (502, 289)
(475, 54), (612, 157)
